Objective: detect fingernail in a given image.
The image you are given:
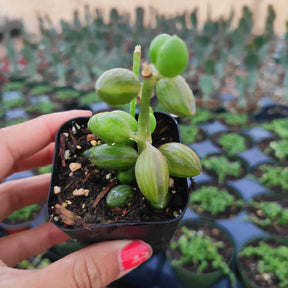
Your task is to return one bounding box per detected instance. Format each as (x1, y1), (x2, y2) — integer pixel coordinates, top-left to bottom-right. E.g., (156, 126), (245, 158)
(119, 240), (152, 271)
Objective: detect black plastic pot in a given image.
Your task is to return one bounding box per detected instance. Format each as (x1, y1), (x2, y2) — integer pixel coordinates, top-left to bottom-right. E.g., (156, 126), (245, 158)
(166, 219), (236, 288)
(237, 237), (288, 288)
(254, 104), (288, 123)
(48, 112), (189, 252)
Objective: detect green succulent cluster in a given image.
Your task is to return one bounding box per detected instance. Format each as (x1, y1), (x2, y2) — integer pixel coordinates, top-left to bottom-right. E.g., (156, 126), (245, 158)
(217, 112), (249, 128)
(85, 34), (202, 209)
(17, 254), (51, 270)
(218, 133), (247, 156)
(247, 200), (288, 227)
(240, 241), (288, 288)
(263, 118), (288, 139)
(265, 139), (288, 161)
(202, 155), (242, 184)
(6, 204), (41, 222)
(170, 226), (236, 284)
(259, 165), (288, 190)
(190, 186), (243, 216)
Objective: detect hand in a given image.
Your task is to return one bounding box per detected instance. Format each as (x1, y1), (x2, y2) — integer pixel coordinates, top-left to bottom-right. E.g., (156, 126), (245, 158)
(0, 110), (152, 288)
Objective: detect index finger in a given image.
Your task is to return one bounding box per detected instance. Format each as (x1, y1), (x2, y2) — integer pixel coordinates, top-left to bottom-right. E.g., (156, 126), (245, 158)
(0, 110), (92, 181)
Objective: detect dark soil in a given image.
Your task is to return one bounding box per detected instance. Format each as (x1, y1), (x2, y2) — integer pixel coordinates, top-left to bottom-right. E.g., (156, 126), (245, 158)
(246, 194), (288, 237)
(169, 221), (234, 274)
(238, 238), (284, 288)
(49, 114), (189, 229)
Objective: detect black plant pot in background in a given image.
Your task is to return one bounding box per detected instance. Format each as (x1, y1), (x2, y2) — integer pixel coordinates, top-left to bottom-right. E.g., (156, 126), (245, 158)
(48, 112), (189, 252)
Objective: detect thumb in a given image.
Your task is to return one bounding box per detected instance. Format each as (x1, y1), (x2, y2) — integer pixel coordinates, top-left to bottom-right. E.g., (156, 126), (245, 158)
(30, 240), (152, 288)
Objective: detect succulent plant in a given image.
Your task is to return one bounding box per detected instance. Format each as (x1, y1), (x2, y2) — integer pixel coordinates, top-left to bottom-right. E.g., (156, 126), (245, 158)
(86, 34), (202, 209)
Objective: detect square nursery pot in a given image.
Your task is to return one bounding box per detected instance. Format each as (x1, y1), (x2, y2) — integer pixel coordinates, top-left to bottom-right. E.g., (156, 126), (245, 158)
(48, 112), (189, 252)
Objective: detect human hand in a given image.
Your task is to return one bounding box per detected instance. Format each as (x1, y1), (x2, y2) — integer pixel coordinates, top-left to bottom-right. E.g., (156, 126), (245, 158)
(0, 110), (152, 287)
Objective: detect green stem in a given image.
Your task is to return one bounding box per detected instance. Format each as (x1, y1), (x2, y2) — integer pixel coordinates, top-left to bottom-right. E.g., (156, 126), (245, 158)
(130, 45), (141, 117)
(137, 64), (155, 153)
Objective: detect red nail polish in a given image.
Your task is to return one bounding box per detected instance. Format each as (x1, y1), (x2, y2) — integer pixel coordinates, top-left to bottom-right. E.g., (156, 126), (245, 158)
(119, 240), (152, 271)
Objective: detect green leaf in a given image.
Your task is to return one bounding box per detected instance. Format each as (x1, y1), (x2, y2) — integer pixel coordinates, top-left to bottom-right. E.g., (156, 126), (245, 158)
(106, 185), (134, 208)
(95, 68), (141, 106)
(156, 76), (195, 117)
(159, 142), (201, 177)
(85, 144), (138, 170)
(135, 142), (169, 209)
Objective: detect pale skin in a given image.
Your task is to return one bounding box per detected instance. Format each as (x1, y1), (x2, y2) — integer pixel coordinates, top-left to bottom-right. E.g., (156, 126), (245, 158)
(0, 110), (152, 288)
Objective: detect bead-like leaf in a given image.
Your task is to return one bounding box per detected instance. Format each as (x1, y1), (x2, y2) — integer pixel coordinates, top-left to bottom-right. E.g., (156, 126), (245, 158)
(149, 33), (171, 64)
(96, 68), (141, 106)
(156, 76), (195, 117)
(135, 142), (170, 209)
(159, 142), (202, 177)
(154, 35), (188, 78)
(106, 185), (134, 208)
(85, 144), (138, 170)
(88, 110), (137, 144)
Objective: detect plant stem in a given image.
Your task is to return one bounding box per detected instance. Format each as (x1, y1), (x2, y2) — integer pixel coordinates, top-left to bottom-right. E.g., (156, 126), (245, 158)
(137, 63), (155, 153)
(130, 45), (141, 117)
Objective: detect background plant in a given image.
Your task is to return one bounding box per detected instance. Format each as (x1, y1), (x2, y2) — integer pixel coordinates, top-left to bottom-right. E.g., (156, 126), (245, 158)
(218, 133), (247, 156)
(247, 200), (288, 227)
(239, 240), (288, 288)
(263, 118), (288, 139)
(258, 165), (288, 190)
(5, 204), (41, 222)
(190, 186), (243, 216)
(216, 112), (249, 129)
(202, 155), (242, 183)
(179, 123), (203, 144)
(170, 226), (236, 285)
(265, 139), (288, 160)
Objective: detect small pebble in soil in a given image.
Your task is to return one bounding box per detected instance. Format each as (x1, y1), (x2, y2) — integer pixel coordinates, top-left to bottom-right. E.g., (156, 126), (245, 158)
(69, 162), (82, 172)
(72, 188), (90, 197)
(53, 186), (61, 195)
(64, 150), (70, 160)
(53, 216), (60, 222)
(173, 211), (180, 217)
(72, 126), (77, 134)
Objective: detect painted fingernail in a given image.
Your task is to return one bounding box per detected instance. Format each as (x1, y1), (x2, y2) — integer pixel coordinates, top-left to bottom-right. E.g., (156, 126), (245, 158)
(119, 240), (152, 271)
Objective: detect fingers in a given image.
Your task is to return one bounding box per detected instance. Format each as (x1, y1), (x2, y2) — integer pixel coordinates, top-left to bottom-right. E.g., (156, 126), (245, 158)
(7, 143), (54, 177)
(0, 174), (50, 221)
(31, 240), (152, 288)
(0, 222), (70, 267)
(0, 110), (92, 181)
